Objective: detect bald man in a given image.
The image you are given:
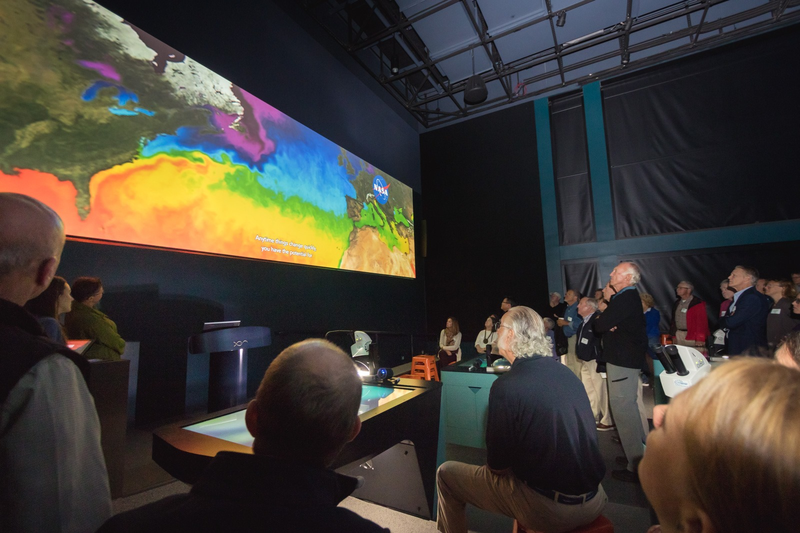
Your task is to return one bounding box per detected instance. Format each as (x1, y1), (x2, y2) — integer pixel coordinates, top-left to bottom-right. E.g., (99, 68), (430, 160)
(98, 339), (388, 532)
(0, 193), (111, 532)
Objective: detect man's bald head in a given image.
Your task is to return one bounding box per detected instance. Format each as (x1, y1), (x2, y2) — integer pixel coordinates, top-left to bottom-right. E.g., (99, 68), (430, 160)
(245, 339), (362, 467)
(0, 193), (65, 305)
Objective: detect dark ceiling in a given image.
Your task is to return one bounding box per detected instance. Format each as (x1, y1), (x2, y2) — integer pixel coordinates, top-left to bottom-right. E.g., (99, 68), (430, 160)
(298, 0), (800, 128)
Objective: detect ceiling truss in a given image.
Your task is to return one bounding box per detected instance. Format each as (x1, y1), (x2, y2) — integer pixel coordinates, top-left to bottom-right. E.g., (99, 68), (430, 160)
(300, 0), (800, 128)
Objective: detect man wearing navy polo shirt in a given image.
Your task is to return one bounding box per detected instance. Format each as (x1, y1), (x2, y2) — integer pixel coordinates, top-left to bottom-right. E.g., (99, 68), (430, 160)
(436, 306), (606, 533)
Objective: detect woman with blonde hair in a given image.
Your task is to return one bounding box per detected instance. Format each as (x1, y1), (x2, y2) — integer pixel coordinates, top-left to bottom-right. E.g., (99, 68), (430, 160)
(640, 358), (800, 533)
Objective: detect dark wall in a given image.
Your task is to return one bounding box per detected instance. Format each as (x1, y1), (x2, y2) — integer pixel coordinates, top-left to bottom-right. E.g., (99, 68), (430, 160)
(420, 103), (548, 340)
(62, 0), (426, 425)
(60, 238), (425, 425)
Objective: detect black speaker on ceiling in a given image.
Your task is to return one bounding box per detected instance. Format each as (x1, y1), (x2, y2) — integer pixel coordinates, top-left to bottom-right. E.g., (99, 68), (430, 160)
(463, 74), (487, 105)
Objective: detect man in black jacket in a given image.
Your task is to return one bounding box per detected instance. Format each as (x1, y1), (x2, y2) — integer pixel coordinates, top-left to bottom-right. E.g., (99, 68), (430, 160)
(98, 339), (387, 533)
(576, 297), (613, 432)
(594, 262), (648, 483)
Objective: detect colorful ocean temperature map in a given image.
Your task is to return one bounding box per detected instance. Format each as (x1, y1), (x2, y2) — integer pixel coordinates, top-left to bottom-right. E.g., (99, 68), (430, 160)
(0, 0), (415, 278)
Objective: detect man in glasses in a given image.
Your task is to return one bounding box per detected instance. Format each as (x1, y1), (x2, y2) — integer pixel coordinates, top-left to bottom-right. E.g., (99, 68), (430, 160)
(437, 307), (606, 533)
(669, 281), (710, 350)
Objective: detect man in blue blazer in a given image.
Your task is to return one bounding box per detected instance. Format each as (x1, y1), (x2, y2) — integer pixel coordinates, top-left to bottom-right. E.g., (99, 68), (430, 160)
(719, 266), (771, 356)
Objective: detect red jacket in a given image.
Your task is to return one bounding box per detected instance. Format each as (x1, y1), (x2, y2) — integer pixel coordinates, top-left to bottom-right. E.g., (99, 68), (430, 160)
(670, 296), (710, 342)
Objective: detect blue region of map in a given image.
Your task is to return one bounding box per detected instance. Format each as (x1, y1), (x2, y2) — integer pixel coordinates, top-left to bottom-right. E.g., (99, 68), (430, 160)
(141, 111), (357, 216)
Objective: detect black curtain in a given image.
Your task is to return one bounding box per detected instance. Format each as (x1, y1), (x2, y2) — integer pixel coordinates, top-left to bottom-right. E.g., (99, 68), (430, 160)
(629, 241), (800, 332)
(603, 25), (800, 238)
(551, 92), (595, 245)
(562, 261), (599, 300)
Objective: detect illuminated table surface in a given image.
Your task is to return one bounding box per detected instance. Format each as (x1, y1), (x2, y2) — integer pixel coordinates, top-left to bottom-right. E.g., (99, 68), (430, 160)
(152, 378), (442, 518)
(183, 384), (413, 448)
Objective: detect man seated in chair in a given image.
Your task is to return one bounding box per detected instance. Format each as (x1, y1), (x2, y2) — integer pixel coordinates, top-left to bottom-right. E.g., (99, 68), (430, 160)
(436, 306), (607, 533)
(98, 339), (387, 532)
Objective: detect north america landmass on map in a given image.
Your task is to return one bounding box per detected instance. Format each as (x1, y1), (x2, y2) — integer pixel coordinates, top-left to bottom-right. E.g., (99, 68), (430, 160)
(0, 0), (414, 278)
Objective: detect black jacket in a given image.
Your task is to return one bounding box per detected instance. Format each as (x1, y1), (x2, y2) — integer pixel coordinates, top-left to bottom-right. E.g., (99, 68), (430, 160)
(718, 286), (771, 355)
(97, 452), (388, 533)
(575, 312), (603, 362)
(593, 288), (647, 369)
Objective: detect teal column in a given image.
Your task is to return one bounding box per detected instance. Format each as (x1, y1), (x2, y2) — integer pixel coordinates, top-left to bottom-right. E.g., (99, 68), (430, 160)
(583, 82), (617, 277)
(534, 97), (563, 293)
(582, 82), (615, 243)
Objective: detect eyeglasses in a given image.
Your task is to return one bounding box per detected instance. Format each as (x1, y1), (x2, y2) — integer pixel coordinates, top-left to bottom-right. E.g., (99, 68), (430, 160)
(676, 286), (690, 290)
(794, 298), (800, 304)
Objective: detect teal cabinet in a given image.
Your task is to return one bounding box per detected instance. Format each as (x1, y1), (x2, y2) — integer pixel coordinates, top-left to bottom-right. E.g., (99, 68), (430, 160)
(440, 368), (496, 449)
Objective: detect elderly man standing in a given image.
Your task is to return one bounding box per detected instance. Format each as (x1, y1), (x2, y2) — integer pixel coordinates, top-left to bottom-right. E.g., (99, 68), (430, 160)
(669, 281), (710, 350)
(437, 306), (606, 533)
(99, 339), (387, 532)
(557, 289), (582, 377)
(576, 297), (614, 432)
(0, 193), (111, 532)
(719, 265), (771, 355)
(594, 262), (648, 483)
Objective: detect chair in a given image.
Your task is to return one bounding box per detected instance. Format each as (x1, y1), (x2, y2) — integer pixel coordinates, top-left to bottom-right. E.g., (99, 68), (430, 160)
(513, 515), (613, 533)
(410, 355), (439, 381)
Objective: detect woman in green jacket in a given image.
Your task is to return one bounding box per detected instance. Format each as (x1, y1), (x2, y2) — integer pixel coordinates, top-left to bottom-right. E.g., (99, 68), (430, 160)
(65, 277), (125, 361)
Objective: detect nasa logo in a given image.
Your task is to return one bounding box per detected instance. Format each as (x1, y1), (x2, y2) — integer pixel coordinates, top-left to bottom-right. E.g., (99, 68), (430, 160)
(372, 176), (390, 205)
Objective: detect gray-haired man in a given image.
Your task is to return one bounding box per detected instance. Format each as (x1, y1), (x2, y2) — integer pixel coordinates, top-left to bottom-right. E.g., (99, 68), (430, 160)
(0, 193), (111, 532)
(436, 306), (606, 533)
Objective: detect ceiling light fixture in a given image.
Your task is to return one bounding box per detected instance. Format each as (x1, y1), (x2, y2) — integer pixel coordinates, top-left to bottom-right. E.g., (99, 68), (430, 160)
(390, 40), (399, 75)
(556, 11), (567, 27)
(464, 48), (487, 106)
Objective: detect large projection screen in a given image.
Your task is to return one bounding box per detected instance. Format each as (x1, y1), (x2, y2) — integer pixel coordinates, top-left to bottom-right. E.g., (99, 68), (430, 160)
(0, 0), (415, 278)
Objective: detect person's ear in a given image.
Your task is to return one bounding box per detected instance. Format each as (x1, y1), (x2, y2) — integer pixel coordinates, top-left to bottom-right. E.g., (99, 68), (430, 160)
(347, 416), (362, 443)
(34, 257), (58, 290)
(681, 504), (716, 533)
(245, 400), (259, 438)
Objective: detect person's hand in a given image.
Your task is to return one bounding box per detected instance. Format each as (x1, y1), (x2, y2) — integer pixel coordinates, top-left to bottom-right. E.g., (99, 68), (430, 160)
(557, 318), (569, 327)
(652, 404), (669, 429)
(476, 346), (485, 354)
(602, 283), (616, 301)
